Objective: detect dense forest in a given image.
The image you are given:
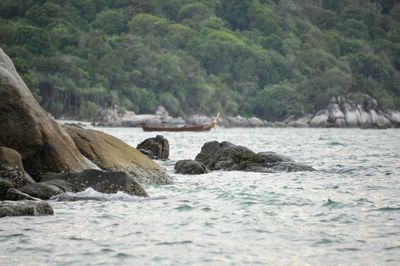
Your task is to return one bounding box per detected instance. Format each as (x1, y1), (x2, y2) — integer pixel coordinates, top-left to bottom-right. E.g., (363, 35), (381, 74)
(1, 0), (399, 120)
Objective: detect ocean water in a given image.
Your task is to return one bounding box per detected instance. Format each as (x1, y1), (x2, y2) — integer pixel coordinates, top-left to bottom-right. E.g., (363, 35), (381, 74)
(1, 128), (400, 265)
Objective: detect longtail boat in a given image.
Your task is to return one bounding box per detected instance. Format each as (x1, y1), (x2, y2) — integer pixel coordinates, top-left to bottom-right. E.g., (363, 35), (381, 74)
(142, 113), (220, 132)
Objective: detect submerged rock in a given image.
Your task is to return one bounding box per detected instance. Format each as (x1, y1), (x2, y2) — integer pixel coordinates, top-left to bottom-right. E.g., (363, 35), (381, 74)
(41, 169), (149, 197)
(137, 135), (169, 160)
(175, 160), (210, 175)
(64, 125), (172, 185)
(0, 178), (14, 200)
(0, 200), (54, 218)
(195, 141), (314, 172)
(0, 147), (35, 187)
(18, 183), (64, 200)
(5, 188), (40, 201)
(0, 48), (93, 179)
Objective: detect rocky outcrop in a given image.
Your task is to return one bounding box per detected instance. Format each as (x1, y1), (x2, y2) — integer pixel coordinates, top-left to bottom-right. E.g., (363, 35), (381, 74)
(41, 169), (148, 197)
(195, 141), (314, 172)
(0, 147), (35, 187)
(0, 48), (94, 179)
(137, 135), (169, 160)
(175, 160), (210, 175)
(309, 95), (400, 129)
(0, 200), (53, 218)
(64, 125), (172, 185)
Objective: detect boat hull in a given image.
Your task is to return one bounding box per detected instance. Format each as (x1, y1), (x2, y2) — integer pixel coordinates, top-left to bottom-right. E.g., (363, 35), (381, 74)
(142, 123), (214, 132)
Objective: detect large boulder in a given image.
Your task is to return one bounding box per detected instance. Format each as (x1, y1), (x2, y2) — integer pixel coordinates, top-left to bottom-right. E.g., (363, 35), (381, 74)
(175, 160), (210, 175)
(41, 169), (149, 197)
(195, 141), (315, 172)
(64, 125), (172, 185)
(0, 48), (94, 179)
(195, 141), (267, 171)
(137, 135), (169, 160)
(0, 200), (54, 218)
(0, 147), (35, 187)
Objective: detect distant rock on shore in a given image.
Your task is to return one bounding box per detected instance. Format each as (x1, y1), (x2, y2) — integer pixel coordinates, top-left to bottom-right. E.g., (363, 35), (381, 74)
(92, 93), (399, 129)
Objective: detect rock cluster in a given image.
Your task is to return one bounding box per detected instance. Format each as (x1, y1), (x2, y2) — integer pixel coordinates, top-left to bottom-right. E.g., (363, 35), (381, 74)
(175, 141), (314, 174)
(0, 48), (170, 218)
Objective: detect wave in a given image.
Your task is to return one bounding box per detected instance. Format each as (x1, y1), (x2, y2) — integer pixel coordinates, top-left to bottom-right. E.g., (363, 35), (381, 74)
(50, 188), (146, 202)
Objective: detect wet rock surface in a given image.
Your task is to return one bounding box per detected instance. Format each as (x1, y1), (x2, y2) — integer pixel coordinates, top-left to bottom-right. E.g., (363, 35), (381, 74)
(175, 160), (210, 175)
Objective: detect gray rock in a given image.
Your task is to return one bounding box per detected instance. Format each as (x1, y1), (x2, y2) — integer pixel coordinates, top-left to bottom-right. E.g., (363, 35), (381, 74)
(41, 169), (149, 197)
(175, 160), (210, 175)
(137, 135), (169, 160)
(5, 188), (40, 201)
(0, 147), (35, 187)
(0, 178), (14, 200)
(0, 200), (54, 218)
(18, 183), (64, 200)
(327, 97), (346, 127)
(310, 110), (329, 127)
(195, 141), (315, 173)
(195, 141), (268, 171)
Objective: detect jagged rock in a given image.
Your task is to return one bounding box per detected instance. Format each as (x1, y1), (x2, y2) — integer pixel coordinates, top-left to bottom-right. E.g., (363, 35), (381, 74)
(0, 178), (14, 200)
(327, 96), (346, 127)
(41, 169), (148, 197)
(18, 183), (64, 200)
(64, 125), (172, 185)
(195, 141), (267, 171)
(195, 141), (314, 172)
(0, 48), (93, 179)
(175, 160), (210, 175)
(0, 200), (54, 218)
(384, 110), (400, 126)
(137, 135), (169, 160)
(0, 147), (35, 187)
(5, 188), (40, 201)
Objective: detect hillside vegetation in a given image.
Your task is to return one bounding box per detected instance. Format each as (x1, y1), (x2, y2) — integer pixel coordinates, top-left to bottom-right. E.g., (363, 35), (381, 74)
(1, 0), (399, 120)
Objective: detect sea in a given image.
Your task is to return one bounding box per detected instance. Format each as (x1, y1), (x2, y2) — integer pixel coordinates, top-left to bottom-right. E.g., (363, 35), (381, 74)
(1, 127), (399, 265)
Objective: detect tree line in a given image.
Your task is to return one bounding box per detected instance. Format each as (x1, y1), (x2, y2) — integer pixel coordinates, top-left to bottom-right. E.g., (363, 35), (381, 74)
(1, 0), (399, 120)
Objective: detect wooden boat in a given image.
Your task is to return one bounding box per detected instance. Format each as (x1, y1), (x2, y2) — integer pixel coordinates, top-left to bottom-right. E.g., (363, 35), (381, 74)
(142, 113), (220, 132)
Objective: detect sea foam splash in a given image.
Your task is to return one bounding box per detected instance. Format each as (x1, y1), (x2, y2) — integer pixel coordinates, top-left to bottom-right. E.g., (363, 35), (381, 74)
(50, 188), (145, 202)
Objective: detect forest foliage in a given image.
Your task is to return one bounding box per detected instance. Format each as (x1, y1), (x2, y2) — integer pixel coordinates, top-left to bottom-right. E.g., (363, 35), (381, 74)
(1, 0), (400, 120)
